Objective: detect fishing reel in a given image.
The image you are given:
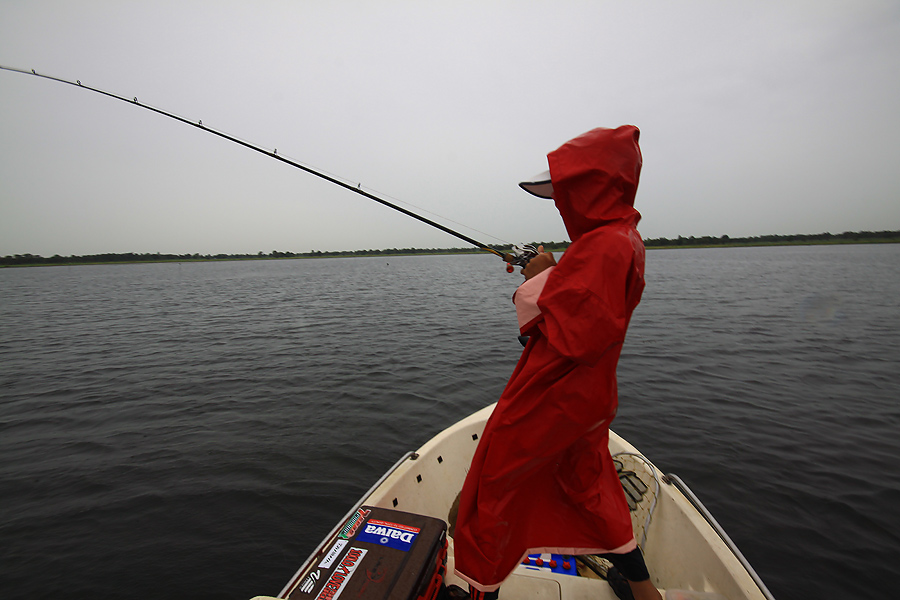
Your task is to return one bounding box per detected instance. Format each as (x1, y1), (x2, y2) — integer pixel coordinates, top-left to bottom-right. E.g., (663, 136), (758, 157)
(504, 244), (539, 273)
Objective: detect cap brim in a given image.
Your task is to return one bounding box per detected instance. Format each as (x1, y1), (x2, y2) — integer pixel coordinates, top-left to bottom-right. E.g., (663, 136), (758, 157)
(518, 169), (554, 199)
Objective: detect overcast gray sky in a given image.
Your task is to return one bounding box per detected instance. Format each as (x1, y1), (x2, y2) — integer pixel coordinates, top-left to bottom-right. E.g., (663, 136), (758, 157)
(2, 1), (898, 256)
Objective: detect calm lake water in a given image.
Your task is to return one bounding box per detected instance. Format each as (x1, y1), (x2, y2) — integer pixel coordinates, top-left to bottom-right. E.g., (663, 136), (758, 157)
(1, 244), (898, 599)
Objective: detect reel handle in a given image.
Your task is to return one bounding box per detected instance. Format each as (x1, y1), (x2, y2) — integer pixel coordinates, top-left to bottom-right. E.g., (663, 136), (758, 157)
(503, 244), (540, 273)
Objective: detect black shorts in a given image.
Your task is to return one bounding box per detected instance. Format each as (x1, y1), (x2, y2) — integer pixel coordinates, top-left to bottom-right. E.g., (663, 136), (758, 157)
(599, 547), (651, 582)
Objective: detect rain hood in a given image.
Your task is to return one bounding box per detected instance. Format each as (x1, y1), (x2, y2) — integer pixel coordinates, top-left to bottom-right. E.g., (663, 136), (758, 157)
(548, 125), (642, 241)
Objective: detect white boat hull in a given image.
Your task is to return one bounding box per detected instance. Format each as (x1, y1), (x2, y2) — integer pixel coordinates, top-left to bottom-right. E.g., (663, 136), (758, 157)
(263, 403), (773, 600)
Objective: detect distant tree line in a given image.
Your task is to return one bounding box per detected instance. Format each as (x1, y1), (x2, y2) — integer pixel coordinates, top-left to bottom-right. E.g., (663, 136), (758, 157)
(3, 232), (897, 267)
(642, 230), (900, 248)
(0, 242), (566, 267)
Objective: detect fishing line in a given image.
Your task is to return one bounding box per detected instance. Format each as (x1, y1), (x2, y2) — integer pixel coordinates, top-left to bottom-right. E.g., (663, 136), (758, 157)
(0, 64), (527, 263)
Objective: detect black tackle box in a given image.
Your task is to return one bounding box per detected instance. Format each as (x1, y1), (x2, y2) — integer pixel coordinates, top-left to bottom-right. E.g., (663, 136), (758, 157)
(286, 506), (448, 600)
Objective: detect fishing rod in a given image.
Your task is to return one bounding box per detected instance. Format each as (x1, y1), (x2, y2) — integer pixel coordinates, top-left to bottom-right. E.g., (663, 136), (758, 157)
(0, 64), (538, 269)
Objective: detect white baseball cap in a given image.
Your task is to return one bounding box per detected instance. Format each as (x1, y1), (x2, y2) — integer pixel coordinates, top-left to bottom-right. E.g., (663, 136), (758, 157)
(518, 169), (553, 199)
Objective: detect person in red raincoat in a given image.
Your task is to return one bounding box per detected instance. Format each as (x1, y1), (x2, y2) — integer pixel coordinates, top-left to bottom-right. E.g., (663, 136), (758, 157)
(453, 126), (660, 600)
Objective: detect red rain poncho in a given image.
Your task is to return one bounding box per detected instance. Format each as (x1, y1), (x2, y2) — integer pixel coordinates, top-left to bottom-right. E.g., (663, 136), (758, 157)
(453, 126), (646, 592)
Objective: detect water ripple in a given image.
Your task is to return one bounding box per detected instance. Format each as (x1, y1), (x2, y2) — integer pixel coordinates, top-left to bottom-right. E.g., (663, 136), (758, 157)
(2, 246), (899, 598)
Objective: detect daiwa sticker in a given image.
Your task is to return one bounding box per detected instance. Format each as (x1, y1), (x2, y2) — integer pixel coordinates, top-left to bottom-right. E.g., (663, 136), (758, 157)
(338, 508), (371, 540)
(315, 547), (367, 600)
(356, 519), (420, 552)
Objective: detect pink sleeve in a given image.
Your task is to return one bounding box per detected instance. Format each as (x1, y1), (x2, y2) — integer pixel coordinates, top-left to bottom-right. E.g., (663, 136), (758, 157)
(512, 266), (555, 335)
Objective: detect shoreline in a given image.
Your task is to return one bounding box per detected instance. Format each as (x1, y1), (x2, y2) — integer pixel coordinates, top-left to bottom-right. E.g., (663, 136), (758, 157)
(2, 236), (898, 268)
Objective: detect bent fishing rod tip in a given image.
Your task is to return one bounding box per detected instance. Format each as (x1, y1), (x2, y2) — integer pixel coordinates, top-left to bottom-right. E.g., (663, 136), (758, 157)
(1, 63), (530, 264)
